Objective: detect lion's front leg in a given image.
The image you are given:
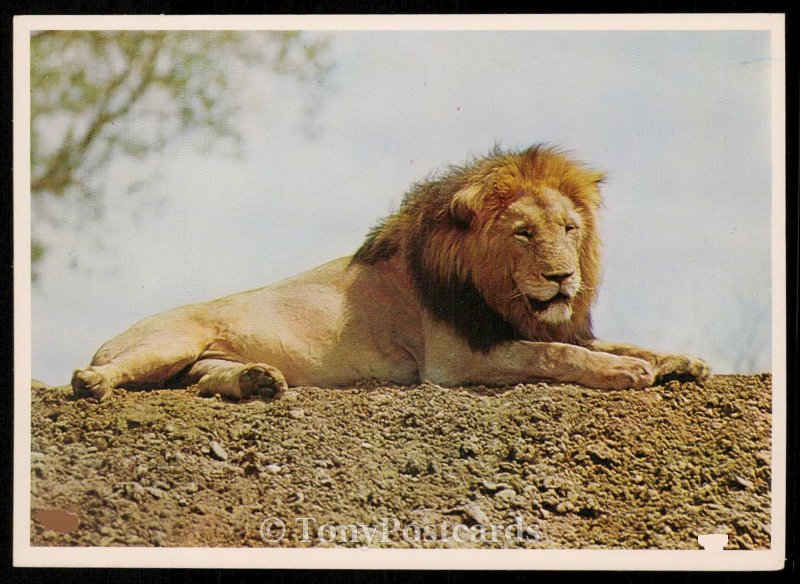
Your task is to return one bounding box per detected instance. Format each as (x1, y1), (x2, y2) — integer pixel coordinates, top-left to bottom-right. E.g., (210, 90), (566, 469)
(424, 337), (655, 390)
(584, 340), (711, 384)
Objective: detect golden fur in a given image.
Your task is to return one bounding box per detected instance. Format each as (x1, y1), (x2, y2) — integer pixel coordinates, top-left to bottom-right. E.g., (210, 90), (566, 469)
(73, 145), (711, 401)
(354, 145), (604, 349)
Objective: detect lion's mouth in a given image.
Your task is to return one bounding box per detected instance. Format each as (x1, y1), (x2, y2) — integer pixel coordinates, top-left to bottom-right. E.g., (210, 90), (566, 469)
(527, 292), (571, 312)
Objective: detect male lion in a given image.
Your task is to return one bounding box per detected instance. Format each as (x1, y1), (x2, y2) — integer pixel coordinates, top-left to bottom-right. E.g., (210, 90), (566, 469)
(72, 145), (710, 401)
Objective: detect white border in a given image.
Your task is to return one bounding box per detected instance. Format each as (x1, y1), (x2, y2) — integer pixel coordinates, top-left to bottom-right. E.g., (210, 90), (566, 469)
(13, 13), (787, 571)
(12, 13), (787, 31)
(769, 10), (788, 574)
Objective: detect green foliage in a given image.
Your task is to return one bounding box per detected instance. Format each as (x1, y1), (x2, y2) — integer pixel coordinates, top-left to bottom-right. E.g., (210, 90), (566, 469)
(30, 31), (330, 278)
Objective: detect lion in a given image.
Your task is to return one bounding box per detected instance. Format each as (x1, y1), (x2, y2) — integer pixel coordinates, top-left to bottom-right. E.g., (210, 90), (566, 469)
(72, 145), (711, 401)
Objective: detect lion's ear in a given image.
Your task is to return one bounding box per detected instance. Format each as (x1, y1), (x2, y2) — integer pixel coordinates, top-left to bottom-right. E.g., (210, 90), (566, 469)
(448, 184), (483, 226)
(586, 171), (606, 208)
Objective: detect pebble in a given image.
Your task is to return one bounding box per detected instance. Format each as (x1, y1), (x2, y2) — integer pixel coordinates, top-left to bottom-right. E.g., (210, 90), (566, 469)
(459, 436), (481, 458)
(555, 501), (574, 514)
(530, 412), (548, 423)
(542, 495), (559, 509)
(266, 464), (282, 474)
(586, 444), (617, 465)
(209, 441), (228, 461)
(289, 408), (305, 419)
(463, 502), (489, 524)
(123, 481), (145, 502)
(542, 476), (562, 489)
(733, 476), (754, 490)
(481, 479), (512, 492)
(87, 484), (112, 498)
(403, 460), (423, 477)
(153, 533), (168, 547)
(145, 486), (165, 499)
(495, 488), (517, 502)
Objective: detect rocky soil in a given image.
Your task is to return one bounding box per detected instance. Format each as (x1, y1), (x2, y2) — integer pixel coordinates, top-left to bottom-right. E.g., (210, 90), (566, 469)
(29, 374), (772, 550)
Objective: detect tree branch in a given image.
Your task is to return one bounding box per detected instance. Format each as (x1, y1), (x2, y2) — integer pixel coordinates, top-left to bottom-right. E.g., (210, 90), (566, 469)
(31, 36), (163, 196)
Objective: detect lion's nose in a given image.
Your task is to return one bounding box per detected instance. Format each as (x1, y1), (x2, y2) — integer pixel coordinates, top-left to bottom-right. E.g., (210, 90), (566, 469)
(543, 271), (574, 284)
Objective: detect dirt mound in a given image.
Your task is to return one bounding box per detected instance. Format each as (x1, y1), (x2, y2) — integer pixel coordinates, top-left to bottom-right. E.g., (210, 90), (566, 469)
(29, 375), (771, 549)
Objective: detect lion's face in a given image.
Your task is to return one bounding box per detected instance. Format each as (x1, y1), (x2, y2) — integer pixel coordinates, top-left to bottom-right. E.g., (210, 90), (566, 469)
(501, 190), (584, 324)
(463, 184), (595, 335)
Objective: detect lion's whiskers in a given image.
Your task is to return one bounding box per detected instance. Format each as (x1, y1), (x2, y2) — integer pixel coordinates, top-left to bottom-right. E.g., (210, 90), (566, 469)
(508, 287), (532, 309)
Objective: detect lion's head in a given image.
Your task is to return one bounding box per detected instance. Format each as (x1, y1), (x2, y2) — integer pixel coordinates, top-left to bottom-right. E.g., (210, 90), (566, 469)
(353, 145), (604, 351)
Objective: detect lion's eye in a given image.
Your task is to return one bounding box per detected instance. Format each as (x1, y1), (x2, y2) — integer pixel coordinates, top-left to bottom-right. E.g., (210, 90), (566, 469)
(514, 228), (534, 240)
(565, 224), (577, 233)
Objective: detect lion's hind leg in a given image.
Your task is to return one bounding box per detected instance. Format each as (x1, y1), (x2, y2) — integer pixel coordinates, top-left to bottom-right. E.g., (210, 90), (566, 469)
(72, 367), (115, 401)
(185, 359), (287, 401)
(72, 353), (200, 401)
(72, 315), (213, 400)
(72, 345), (203, 401)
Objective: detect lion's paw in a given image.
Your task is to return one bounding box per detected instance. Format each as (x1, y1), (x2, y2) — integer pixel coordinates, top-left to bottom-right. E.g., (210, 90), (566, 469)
(656, 355), (712, 384)
(589, 355), (655, 391)
(71, 368), (113, 401)
(239, 364), (287, 400)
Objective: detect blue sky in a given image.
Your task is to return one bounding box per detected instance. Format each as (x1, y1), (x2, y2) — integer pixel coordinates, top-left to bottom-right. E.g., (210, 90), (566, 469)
(30, 29), (775, 384)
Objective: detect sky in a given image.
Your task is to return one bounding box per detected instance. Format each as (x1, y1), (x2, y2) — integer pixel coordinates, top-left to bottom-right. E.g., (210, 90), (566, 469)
(29, 28), (776, 385)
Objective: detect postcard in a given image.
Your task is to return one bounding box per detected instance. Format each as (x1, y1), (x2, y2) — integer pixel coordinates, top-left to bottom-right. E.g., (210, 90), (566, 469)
(14, 13), (786, 570)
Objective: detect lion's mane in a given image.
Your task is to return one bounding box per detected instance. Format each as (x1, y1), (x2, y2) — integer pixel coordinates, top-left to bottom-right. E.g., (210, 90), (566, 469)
(352, 145), (604, 352)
